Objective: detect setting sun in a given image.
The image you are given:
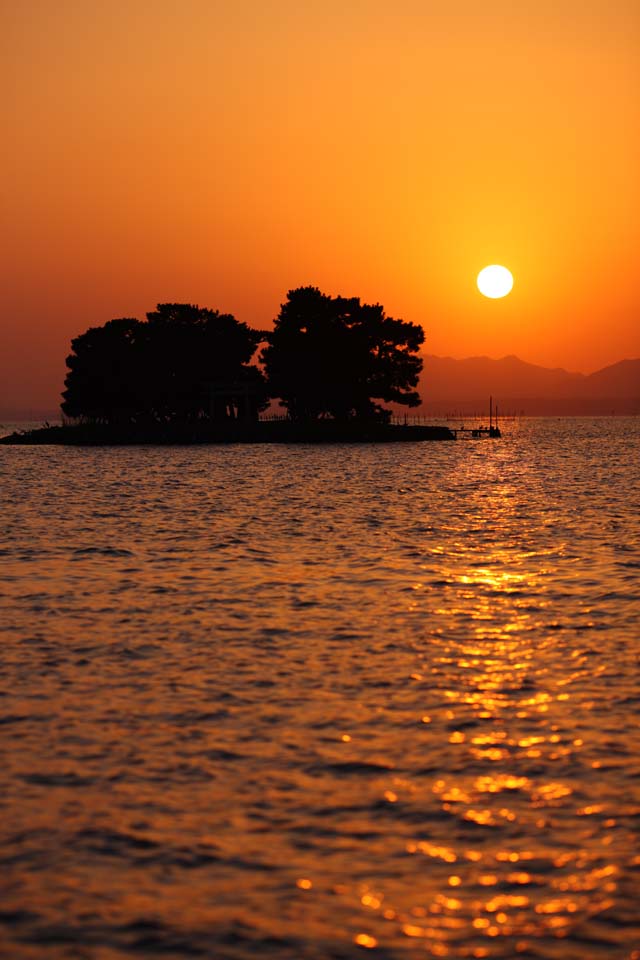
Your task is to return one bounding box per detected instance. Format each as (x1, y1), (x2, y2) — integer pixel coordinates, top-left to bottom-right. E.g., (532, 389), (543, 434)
(477, 265), (514, 299)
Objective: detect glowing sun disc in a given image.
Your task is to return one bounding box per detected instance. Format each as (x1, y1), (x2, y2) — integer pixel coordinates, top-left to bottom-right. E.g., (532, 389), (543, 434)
(477, 265), (513, 299)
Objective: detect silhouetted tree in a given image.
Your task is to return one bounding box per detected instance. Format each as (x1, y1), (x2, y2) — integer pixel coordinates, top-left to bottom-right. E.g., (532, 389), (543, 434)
(62, 304), (268, 424)
(261, 287), (424, 421)
(144, 303), (267, 422)
(62, 318), (147, 423)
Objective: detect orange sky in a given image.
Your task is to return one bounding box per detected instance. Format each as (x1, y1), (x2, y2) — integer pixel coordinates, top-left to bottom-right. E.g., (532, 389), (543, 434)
(1, 0), (638, 413)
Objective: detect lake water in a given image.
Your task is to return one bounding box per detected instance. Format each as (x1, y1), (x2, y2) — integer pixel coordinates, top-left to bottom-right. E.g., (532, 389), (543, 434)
(1, 418), (639, 959)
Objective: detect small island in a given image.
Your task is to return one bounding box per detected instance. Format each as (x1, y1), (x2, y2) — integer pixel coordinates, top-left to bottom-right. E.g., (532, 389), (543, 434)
(1, 287), (456, 445)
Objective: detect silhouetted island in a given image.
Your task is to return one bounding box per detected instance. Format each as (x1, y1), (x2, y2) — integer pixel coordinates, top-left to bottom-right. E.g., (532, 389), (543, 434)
(1, 420), (455, 445)
(1, 289), (458, 444)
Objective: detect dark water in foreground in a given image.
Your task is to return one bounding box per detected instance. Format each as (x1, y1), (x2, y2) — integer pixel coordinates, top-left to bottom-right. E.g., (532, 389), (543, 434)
(1, 418), (639, 960)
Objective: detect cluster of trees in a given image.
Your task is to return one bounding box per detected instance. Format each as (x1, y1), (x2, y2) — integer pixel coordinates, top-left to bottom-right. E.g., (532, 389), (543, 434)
(62, 287), (425, 424)
(62, 304), (267, 424)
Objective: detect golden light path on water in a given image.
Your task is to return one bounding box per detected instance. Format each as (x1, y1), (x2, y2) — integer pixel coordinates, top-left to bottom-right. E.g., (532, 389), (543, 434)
(1, 418), (639, 959)
(345, 489), (627, 957)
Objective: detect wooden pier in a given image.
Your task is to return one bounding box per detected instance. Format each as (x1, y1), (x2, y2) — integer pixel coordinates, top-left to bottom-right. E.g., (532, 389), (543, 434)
(450, 396), (502, 439)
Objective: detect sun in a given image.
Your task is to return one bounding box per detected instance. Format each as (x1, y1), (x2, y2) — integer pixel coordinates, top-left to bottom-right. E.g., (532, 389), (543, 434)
(477, 264), (513, 299)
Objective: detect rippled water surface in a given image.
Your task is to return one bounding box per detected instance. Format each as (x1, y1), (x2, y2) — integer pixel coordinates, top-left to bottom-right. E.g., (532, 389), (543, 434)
(1, 418), (639, 959)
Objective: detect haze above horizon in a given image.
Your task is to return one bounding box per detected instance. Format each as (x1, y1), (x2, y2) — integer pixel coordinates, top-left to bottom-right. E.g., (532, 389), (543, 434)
(1, 1), (638, 412)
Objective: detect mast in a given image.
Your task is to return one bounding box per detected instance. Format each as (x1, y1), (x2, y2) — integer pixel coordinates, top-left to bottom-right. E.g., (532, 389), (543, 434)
(489, 395), (493, 430)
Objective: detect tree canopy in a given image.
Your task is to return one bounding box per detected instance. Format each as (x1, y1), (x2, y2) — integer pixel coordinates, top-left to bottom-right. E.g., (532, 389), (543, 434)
(260, 286), (424, 421)
(61, 290), (425, 426)
(62, 303), (267, 424)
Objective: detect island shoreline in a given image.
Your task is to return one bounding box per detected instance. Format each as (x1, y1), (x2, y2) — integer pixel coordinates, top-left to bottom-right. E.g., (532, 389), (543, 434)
(0, 422), (457, 446)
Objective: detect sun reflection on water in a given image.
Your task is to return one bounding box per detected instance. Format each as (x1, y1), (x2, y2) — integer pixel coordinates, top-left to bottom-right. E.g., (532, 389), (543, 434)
(342, 473), (637, 957)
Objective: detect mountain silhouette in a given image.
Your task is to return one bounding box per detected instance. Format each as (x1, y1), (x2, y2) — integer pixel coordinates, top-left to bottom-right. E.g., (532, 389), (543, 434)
(413, 355), (640, 415)
(582, 359), (640, 399)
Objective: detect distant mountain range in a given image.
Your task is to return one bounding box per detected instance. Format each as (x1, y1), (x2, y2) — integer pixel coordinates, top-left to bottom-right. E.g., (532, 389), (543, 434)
(415, 355), (640, 416)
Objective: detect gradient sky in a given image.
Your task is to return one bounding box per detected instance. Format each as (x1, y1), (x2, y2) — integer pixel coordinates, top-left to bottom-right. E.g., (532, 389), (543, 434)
(2, 0), (638, 413)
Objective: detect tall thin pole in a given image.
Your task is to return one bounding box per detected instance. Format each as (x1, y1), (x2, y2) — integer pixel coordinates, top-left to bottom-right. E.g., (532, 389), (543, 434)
(489, 395), (493, 430)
